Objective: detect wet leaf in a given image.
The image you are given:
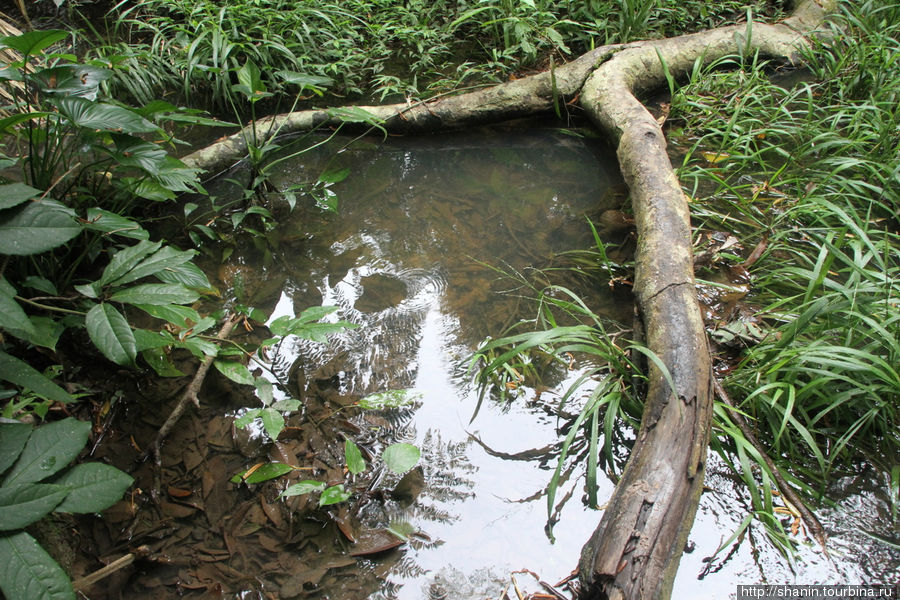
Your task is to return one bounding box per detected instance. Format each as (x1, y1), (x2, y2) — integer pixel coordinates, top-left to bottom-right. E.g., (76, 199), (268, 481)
(319, 484), (351, 506)
(109, 283), (199, 306)
(0, 353), (73, 404)
(0, 200), (81, 256)
(349, 528), (405, 556)
(2, 418), (90, 486)
(0, 423), (32, 475)
(382, 443), (420, 475)
(0, 483), (68, 530)
(280, 480), (325, 499)
(51, 463), (133, 513)
(213, 360), (255, 386)
(0, 183), (42, 210)
(231, 462), (293, 485)
(344, 439), (366, 476)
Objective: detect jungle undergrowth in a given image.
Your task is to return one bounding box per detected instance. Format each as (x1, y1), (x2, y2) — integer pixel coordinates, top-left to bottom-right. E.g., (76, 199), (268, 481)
(75, 0), (786, 113)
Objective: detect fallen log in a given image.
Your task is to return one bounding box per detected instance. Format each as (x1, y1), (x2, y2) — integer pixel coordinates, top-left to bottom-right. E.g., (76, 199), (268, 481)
(180, 3), (835, 597)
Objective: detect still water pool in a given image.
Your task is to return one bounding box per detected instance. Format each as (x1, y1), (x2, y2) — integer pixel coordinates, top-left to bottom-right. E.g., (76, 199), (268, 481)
(112, 123), (897, 599)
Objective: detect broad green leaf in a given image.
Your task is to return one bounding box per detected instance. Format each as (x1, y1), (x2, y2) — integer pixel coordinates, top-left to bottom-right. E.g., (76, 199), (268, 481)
(83, 208), (148, 240)
(151, 156), (202, 193)
(274, 70), (332, 92)
(174, 336), (218, 358)
(109, 283), (199, 306)
(51, 463), (133, 513)
(106, 134), (168, 175)
(106, 246), (196, 287)
(0, 423), (32, 475)
(345, 439), (366, 475)
(0, 183), (42, 210)
(319, 484), (351, 506)
(326, 106), (383, 125)
(55, 97), (156, 133)
(119, 178), (175, 201)
(132, 328), (175, 351)
(382, 443), (420, 475)
(22, 277), (56, 296)
(213, 360), (255, 386)
(98, 240), (161, 287)
(74, 282), (100, 299)
(233, 408), (262, 430)
(233, 61), (270, 102)
(255, 379), (274, 406)
(318, 167), (350, 185)
(4, 316), (65, 351)
(270, 399), (301, 412)
(154, 261), (216, 295)
(27, 65), (111, 99)
(0, 113), (49, 134)
(0, 483), (68, 530)
(135, 304), (201, 328)
(0, 351), (73, 404)
(85, 303), (137, 366)
(0, 286), (35, 336)
(0, 30), (68, 58)
(0, 200), (81, 256)
(2, 418), (90, 486)
(280, 480), (325, 498)
(140, 348), (185, 377)
(0, 531), (75, 600)
(259, 408), (285, 441)
(230, 462), (293, 485)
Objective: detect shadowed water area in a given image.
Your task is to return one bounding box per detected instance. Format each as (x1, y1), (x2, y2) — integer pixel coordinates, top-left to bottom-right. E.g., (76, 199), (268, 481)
(83, 125), (898, 599)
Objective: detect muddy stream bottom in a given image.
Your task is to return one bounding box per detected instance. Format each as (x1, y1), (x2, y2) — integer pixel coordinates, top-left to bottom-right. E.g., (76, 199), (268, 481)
(80, 124), (898, 599)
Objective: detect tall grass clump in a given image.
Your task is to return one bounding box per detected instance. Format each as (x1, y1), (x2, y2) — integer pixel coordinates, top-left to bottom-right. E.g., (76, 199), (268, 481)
(666, 0), (899, 542)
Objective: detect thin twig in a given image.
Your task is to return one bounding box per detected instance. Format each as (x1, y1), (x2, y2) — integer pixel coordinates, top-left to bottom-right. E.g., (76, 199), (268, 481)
(144, 315), (238, 494)
(72, 546), (150, 591)
(713, 378), (830, 557)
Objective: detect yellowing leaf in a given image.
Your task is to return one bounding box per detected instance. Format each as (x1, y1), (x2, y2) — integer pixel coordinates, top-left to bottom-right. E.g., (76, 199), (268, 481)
(701, 151), (730, 164)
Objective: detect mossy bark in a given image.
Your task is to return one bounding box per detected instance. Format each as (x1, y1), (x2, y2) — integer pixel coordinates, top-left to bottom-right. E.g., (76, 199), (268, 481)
(184, 3), (834, 598)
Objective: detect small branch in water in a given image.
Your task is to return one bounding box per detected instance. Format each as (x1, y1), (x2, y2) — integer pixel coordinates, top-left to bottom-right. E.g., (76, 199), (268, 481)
(144, 315), (238, 500)
(72, 546), (151, 592)
(713, 377), (830, 557)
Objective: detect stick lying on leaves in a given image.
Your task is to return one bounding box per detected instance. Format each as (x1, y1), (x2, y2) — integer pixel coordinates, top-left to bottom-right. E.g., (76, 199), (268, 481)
(143, 315), (239, 496)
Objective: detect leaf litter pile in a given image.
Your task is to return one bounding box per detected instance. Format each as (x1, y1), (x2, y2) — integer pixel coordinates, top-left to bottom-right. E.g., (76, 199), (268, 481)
(70, 355), (446, 599)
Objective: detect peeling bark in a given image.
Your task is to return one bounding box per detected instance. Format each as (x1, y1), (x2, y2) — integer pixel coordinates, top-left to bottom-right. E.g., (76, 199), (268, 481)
(183, 3), (835, 598)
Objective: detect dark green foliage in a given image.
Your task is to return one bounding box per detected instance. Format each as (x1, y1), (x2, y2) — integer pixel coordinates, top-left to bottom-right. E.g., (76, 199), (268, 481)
(86, 0), (785, 111)
(0, 418), (133, 600)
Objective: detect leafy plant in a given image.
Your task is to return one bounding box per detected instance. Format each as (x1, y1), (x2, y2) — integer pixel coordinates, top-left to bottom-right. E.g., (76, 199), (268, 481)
(0, 29), (234, 415)
(0, 418), (133, 600)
